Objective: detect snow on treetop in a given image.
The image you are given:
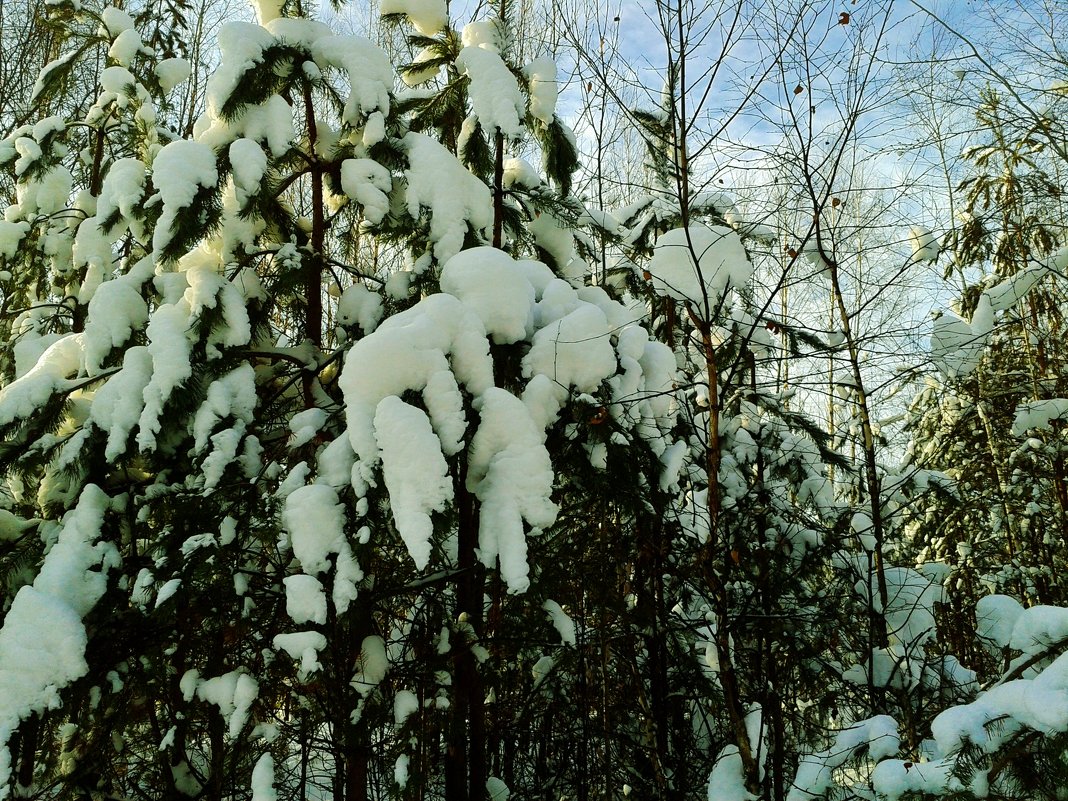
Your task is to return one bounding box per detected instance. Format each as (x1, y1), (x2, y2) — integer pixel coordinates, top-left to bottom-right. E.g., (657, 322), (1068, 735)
(455, 46), (525, 140)
(380, 0), (447, 35)
(646, 224), (752, 307)
(206, 23), (276, 119)
(338, 247), (677, 592)
(402, 132), (493, 264)
(439, 247), (534, 344)
(461, 20), (500, 50)
(311, 35), (394, 125)
(150, 140), (218, 258)
(523, 58), (558, 124)
(909, 225), (939, 264)
(250, 0), (283, 24)
(100, 6), (135, 37)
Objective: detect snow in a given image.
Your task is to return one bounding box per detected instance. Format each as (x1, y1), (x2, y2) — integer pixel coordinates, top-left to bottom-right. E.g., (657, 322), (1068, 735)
(282, 483), (347, 575)
(341, 159), (392, 224)
(29, 50), (79, 104)
(311, 35), (393, 126)
(528, 212), (586, 281)
(440, 247), (534, 344)
(337, 283), (384, 333)
(200, 94), (295, 159)
(101, 6), (135, 36)
(100, 65), (135, 95)
(22, 166), (73, 217)
(0, 333), (84, 428)
(108, 28), (142, 67)
(985, 261), (1048, 311)
(84, 278), (149, 374)
(380, 0), (447, 35)
(402, 132), (493, 264)
(192, 364), (257, 451)
(531, 655), (553, 687)
(0, 486), (114, 791)
(487, 777), (511, 801)
(929, 310), (987, 378)
(284, 575), (328, 625)
(461, 20), (499, 49)
(523, 58), (558, 124)
(881, 566), (942, 647)
(976, 594), (1025, 648)
(289, 408), (327, 448)
(542, 600), (576, 646)
(0, 221), (29, 259)
(155, 578), (182, 607)
(374, 396), (453, 570)
(332, 542), (362, 613)
(523, 303), (616, 395)
(647, 224), (752, 306)
(229, 139), (268, 207)
(251, 0), (283, 24)
(401, 48), (441, 87)
(151, 140), (218, 258)
(909, 226), (939, 263)
(340, 293), (491, 482)
(707, 746), (755, 801)
(156, 58), (191, 92)
(466, 388), (556, 593)
(207, 24), (276, 117)
(251, 754), (276, 801)
(502, 158), (541, 189)
(96, 157), (147, 235)
(136, 301), (194, 451)
(352, 635), (388, 696)
(88, 345), (153, 460)
(455, 46), (525, 139)
(1011, 398), (1068, 436)
(788, 716), (901, 801)
(1009, 604), (1068, 655)
(273, 631), (327, 677)
(871, 758), (954, 801)
(196, 671), (259, 738)
(394, 690), (419, 724)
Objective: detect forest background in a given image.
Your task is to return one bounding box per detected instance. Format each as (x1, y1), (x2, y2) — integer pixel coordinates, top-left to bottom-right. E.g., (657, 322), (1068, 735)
(0, 0), (1067, 800)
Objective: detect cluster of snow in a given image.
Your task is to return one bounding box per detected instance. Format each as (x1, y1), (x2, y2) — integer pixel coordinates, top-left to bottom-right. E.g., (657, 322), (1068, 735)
(929, 254), (1061, 379)
(528, 210), (588, 282)
(0, 334), (84, 427)
(542, 600), (576, 646)
(707, 746), (754, 801)
(1011, 397), (1068, 436)
(523, 58), (558, 124)
(311, 35), (394, 127)
(0, 486), (116, 792)
(909, 226), (940, 263)
(380, 0), (447, 35)
(455, 45), (525, 140)
(151, 141), (218, 257)
(338, 247), (677, 592)
(929, 307), (989, 378)
(789, 715), (900, 801)
(646, 225), (752, 307)
(341, 159), (393, 224)
(156, 58), (191, 93)
(194, 670), (259, 737)
(273, 631), (327, 678)
(402, 133), (493, 264)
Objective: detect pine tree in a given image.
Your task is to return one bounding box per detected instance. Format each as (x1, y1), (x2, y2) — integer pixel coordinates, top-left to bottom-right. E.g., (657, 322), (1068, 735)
(0, 1), (692, 799)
